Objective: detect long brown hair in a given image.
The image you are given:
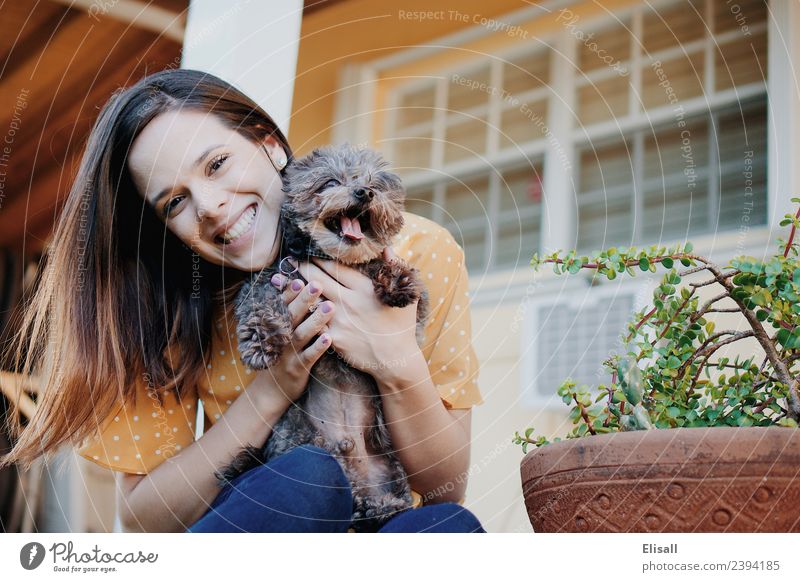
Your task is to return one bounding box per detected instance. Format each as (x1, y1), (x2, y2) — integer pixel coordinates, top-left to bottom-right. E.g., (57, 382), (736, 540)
(0, 69), (293, 471)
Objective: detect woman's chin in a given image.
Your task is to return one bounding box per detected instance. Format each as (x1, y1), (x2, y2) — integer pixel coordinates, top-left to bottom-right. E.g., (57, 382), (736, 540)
(224, 247), (274, 272)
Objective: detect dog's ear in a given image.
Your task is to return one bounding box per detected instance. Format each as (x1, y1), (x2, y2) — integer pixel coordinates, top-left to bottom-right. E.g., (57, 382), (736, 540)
(374, 168), (405, 199)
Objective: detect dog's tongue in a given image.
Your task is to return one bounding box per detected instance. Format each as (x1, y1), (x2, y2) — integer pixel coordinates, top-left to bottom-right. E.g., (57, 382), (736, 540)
(340, 215), (364, 241)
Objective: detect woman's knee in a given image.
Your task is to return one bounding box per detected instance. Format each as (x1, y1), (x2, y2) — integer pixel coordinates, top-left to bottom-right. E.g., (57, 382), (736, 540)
(264, 445), (353, 519)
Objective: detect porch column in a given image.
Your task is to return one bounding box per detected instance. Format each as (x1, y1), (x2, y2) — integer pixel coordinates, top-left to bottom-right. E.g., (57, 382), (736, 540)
(541, 28), (576, 253)
(181, 0), (303, 135)
(767, 0), (800, 226)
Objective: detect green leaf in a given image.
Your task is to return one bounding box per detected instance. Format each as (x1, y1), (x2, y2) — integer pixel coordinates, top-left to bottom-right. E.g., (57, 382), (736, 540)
(639, 258), (650, 272)
(661, 257), (674, 269)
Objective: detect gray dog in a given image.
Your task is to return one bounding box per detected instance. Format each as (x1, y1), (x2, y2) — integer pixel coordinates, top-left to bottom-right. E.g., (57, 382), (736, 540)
(217, 143), (429, 532)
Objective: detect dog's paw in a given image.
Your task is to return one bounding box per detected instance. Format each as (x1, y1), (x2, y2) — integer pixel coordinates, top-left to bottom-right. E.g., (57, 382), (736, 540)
(373, 262), (423, 308)
(236, 322), (291, 370)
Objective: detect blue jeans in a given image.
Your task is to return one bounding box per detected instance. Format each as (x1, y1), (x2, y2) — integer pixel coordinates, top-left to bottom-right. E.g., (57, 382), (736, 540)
(187, 445), (485, 533)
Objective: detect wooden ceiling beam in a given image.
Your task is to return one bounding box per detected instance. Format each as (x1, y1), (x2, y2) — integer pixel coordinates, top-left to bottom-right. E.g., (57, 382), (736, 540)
(48, 0), (185, 43)
(0, 38), (182, 250)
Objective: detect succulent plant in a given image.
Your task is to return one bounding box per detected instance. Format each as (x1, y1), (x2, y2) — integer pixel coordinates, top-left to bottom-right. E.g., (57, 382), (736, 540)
(513, 200), (800, 453)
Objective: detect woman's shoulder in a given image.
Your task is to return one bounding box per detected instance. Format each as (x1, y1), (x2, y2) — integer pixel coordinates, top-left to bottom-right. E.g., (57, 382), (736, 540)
(393, 212), (464, 267)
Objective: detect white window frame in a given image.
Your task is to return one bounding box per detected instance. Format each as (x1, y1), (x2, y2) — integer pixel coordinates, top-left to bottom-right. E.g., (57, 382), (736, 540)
(334, 0), (777, 275)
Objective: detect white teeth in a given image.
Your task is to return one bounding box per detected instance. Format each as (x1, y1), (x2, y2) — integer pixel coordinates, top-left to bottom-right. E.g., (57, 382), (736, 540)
(221, 206), (256, 243)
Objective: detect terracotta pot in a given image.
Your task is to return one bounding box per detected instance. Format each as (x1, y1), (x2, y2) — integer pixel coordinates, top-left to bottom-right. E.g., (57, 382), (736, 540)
(520, 426), (800, 532)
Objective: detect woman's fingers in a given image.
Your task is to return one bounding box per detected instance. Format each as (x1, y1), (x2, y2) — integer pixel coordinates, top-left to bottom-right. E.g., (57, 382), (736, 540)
(297, 262), (347, 303)
(300, 332), (332, 367)
(293, 300), (333, 347)
(278, 276), (305, 305)
(285, 279), (324, 328)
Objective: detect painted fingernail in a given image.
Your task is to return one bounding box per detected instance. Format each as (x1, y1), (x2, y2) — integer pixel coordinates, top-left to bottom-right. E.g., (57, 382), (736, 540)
(321, 301), (332, 313)
(291, 279), (303, 291)
(271, 274), (284, 287)
(321, 334), (330, 344)
(309, 282), (320, 294)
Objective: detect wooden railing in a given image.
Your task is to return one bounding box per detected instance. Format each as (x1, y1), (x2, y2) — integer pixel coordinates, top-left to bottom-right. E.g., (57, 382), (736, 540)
(0, 371), (39, 420)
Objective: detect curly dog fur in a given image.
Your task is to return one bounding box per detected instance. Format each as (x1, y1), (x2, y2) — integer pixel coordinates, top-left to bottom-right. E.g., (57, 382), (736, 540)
(217, 143), (429, 532)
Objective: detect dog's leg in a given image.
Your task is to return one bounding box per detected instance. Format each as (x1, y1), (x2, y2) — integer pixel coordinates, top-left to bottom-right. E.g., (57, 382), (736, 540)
(366, 258), (424, 308)
(234, 271), (293, 370)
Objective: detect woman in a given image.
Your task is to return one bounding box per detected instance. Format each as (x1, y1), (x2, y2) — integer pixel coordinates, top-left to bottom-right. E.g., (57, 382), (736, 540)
(0, 69), (484, 533)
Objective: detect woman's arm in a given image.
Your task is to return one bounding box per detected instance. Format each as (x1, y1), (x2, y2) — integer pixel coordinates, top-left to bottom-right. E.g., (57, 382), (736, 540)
(116, 274), (335, 532)
(374, 350), (473, 504)
(297, 247), (477, 504)
(117, 384), (289, 532)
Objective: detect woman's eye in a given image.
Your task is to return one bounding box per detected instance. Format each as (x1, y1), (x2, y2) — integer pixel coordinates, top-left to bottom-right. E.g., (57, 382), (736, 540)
(164, 196), (184, 216)
(318, 179), (339, 192)
(207, 154), (229, 175)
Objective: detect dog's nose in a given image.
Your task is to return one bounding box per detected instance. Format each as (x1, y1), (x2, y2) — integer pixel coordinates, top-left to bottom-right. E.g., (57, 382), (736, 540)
(352, 188), (374, 202)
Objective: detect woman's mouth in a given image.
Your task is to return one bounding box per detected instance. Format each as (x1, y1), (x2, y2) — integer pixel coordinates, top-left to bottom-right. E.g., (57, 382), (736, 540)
(216, 203), (258, 246)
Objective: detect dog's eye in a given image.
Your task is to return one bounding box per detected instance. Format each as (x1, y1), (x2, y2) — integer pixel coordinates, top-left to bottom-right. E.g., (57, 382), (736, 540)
(317, 179), (340, 192)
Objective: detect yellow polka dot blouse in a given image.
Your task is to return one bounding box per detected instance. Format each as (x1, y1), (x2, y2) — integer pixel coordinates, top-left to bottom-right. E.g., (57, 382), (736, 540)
(76, 212), (484, 475)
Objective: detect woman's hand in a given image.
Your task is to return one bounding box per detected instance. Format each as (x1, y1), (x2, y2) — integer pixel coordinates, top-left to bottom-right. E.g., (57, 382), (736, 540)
(297, 247), (421, 376)
(250, 271), (335, 406)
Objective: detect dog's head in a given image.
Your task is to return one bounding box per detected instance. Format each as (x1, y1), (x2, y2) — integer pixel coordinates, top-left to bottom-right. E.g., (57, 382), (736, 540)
(281, 143), (405, 265)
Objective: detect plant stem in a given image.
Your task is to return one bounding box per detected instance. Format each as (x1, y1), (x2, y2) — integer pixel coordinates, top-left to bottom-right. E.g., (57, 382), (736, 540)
(572, 394), (597, 435)
(784, 206), (800, 258)
(701, 260), (800, 419)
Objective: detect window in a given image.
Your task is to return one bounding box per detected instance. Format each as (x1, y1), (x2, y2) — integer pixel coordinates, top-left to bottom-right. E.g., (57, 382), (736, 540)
(575, 0), (768, 251)
(577, 97), (767, 250)
(387, 43), (551, 273)
(378, 0), (769, 271)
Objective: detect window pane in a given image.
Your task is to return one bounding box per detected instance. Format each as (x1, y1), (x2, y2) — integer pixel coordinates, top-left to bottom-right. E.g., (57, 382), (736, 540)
(579, 139), (634, 194)
(642, 117), (710, 183)
(578, 21), (630, 74)
(578, 76), (629, 126)
(450, 226), (486, 273)
(494, 163), (544, 269)
(444, 175), (489, 223)
(716, 99), (768, 229)
(714, 0), (767, 35)
(499, 99), (548, 151)
(643, 115), (711, 240)
(448, 64), (490, 111)
(396, 83), (436, 129)
(577, 140), (634, 250)
(391, 134), (432, 172)
(502, 48), (549, 97)
(404, 186), (436, 220)
(642, 0), (706, 54)
(444, 115), (487, 164)
(578, 196), (634, 250)
(444, 175), (490, 271)
(714, 30), (767, 92)
(642, 51), (705, 110)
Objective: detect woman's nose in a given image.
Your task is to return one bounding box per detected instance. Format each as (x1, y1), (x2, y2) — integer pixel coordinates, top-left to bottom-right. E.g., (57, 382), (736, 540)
(195, 189), (230, 222)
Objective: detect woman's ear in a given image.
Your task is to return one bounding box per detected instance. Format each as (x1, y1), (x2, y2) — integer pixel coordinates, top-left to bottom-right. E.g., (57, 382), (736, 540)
(261, 135), (287, 170)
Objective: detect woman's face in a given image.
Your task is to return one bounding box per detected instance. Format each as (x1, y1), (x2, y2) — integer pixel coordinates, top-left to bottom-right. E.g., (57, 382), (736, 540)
(127, 109), (287, 272)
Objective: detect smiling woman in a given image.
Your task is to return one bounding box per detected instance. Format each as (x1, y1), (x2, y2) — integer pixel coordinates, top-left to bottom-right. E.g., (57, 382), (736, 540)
(0, 68), (485, 533)
(127, 109), (289, 272)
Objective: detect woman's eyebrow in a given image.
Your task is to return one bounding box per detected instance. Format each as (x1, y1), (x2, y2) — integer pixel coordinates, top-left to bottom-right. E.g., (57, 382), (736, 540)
(149, 143), (224, 205)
